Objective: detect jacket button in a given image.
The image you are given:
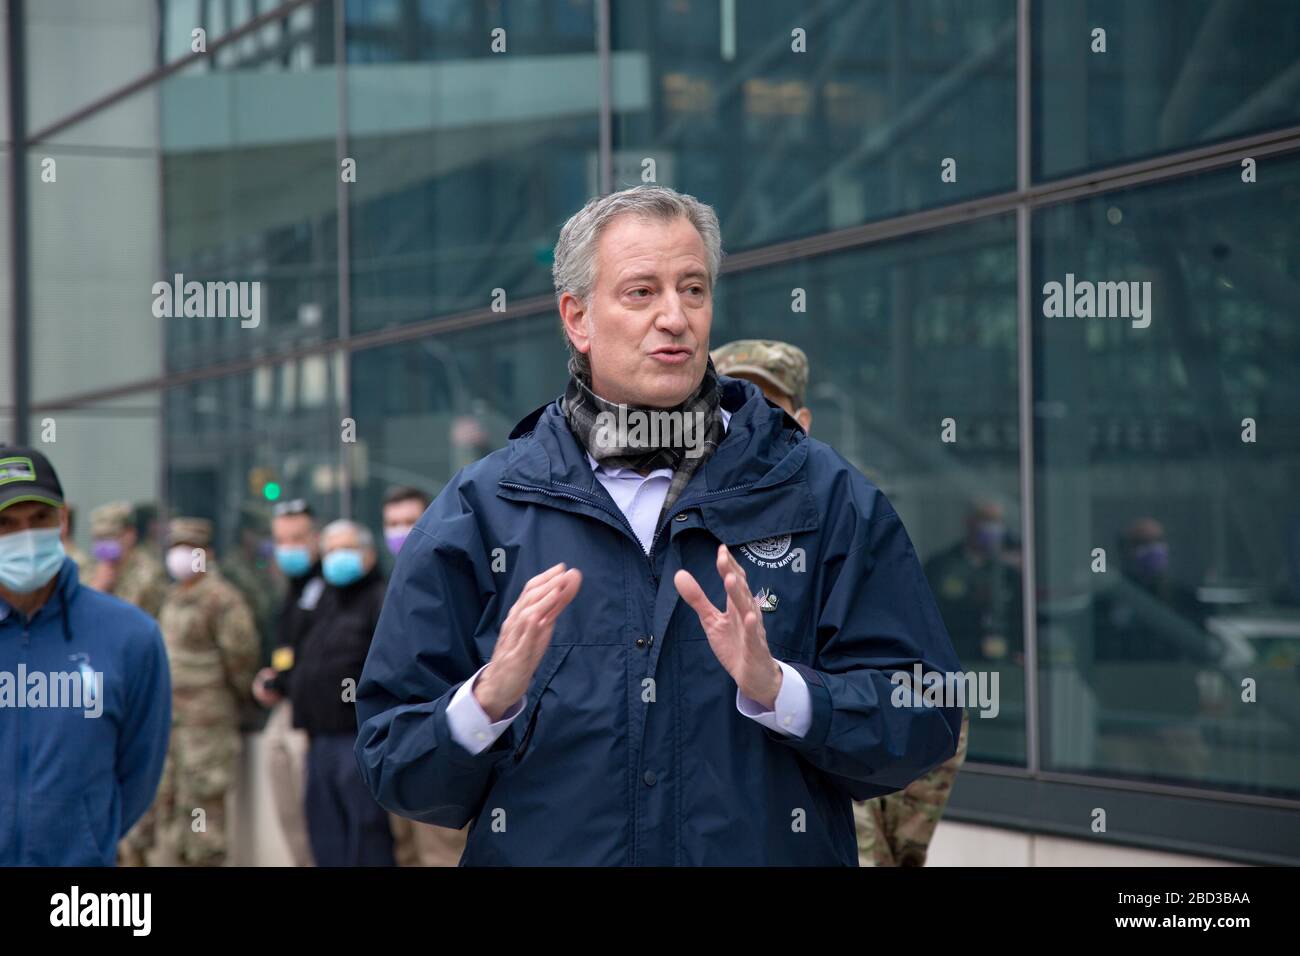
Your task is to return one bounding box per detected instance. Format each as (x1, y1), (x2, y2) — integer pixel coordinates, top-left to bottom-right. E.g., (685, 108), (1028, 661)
(674, 513), (688, 522)
(643, 770), (657, 786)
(635, 638), (646, 648)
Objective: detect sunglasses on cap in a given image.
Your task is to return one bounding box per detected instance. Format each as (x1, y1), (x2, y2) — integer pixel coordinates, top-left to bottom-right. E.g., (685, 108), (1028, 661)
(272, 498), (313, 518)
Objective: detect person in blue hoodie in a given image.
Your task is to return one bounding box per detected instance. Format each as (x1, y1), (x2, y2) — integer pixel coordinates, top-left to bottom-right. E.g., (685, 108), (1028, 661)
(0, 447), (171, 866)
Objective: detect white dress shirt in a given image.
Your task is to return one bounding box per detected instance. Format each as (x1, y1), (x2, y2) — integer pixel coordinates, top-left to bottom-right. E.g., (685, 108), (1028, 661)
(446, 406), (812, 754)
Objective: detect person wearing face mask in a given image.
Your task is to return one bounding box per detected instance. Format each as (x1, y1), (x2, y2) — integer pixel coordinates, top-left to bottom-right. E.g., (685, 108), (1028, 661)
(291, 520), (394, 866)
(923, 499), (1025, 668)
(1094, 517), (1216, 665)
(381, 486), (429, 559)
(0, 447), (171, 865)
(86, 501), (169, 620)
(140, 517), (259, 867)
(251, 498), (324, 867)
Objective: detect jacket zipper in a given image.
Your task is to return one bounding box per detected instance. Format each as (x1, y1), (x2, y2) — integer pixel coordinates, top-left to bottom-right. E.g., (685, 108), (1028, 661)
(498, 475), (763, 866)
(15, 621), (30, 862)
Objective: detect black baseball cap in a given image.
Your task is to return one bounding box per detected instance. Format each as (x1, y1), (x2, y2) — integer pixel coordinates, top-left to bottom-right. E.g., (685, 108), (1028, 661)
(0, 446), (66, 512)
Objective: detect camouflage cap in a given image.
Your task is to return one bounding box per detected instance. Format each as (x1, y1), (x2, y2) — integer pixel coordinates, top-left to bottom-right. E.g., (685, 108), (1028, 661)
(710, 339), (809, 407)
(168, 516), (213, 548)
(90, 501), (133, 537)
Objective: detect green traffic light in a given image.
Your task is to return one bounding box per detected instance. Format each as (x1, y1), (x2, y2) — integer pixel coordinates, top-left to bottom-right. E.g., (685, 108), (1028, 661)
(264, 482), (282, 501)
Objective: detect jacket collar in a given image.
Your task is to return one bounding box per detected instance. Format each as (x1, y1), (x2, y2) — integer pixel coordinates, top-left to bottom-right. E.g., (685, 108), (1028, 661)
(505, 377), (803, 490)
(502, 377), (819, 544)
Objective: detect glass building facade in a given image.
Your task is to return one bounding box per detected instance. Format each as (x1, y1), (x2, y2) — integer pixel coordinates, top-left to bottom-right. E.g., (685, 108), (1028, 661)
(3, 0), (1298, 863)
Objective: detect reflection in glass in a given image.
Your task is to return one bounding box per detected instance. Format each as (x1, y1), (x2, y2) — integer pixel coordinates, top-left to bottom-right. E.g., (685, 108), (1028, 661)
(613, 0), (1016, 251)
(1035, 0), (1300, 180)
(1034, 153), (1300, 797)
(715, 214), (1023, 763)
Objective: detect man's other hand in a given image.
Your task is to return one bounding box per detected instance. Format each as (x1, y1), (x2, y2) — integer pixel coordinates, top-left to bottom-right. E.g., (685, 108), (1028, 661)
(474, 563), (583, 721)
(674, 544), (782, 710)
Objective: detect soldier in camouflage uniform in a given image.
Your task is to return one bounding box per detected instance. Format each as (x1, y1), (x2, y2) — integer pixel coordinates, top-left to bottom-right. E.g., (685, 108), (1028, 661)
(713, 339), (970, 868)
(143, 517), (260, 866)
(87, 501), (169, 619)
(854, 710), (970, 866)
(221, 510), (282, 734)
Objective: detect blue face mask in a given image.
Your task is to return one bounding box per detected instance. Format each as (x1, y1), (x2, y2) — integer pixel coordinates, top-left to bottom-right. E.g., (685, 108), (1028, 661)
(322, 548), (365, 587)
(275, 546), (312, 578)
(0, 527), (66, 594)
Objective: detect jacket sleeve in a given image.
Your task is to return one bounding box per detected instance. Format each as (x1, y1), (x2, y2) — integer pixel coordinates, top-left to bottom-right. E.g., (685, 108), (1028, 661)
(116, 619), (172, 835)
(354, 482), (507, 829)
(762, 489), (964, 801)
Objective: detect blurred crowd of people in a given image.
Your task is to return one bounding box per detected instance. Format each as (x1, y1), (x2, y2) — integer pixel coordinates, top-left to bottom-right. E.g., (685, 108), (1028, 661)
(71, 488), (465, 867)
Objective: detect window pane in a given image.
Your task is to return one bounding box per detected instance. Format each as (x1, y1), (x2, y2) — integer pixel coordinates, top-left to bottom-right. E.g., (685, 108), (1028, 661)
(344, 0), (600, 333)
(714, 214), (1024, 764)
(24, 0), (157, 136)
(29, 397), (163, 557)
(165, 361), (343, 548)
(31, 9), (340, 394)
(1034, 154), (1300, 797)
(613, 0), (1017, 250)
(1034, 0), (1300, 181)
(348, 316), (569, 549)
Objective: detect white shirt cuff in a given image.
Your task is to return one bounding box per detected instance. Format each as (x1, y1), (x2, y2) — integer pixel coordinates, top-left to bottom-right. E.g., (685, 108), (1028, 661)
(736, 660), (812, 738)
(446, 664), (526, 755)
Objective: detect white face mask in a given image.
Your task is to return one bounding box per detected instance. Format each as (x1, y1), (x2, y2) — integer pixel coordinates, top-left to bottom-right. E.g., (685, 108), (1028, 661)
(166, 545), (202, 582)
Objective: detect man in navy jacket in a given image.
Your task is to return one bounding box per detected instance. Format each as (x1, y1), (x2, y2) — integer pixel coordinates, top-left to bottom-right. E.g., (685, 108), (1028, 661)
(355, 186), (962, 865)
(0, 447), (171, 866)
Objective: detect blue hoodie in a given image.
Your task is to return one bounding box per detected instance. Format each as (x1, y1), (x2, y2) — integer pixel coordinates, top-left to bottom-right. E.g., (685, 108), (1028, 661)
(0, 557), (171, 866)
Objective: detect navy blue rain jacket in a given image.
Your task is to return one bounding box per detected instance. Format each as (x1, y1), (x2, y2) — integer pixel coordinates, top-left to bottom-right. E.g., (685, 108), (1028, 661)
(356, 378), (962, 865)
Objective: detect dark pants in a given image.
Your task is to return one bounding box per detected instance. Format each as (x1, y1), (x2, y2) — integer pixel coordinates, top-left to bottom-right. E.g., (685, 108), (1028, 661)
(305, 733), (395, 867)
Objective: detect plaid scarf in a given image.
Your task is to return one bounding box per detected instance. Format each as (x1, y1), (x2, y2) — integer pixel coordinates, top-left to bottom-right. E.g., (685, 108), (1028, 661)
(562, 353), (726, 525)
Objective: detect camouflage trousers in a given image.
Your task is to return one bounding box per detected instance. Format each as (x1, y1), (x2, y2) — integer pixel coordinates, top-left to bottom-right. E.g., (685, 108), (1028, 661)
(120, 724), (240, 867)
(854, 709), (971, 867)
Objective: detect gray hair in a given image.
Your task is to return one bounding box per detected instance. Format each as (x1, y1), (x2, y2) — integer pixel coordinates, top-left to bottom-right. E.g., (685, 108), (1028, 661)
(551, 185), (723, 362)
(321, 519), (374, 552)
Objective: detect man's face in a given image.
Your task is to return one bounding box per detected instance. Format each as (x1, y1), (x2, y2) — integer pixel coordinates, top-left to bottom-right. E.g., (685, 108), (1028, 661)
(561, 214), (712, 408)
(272, 513), (318, 558)
(321, 526), (375, 574)
(383, 498), (424, 533)
(0, 501), (61, 537)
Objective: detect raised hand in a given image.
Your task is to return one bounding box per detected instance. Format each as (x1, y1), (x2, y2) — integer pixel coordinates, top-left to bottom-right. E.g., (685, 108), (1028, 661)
(674, 544), (782, 709)
(474, 562), (582, 720)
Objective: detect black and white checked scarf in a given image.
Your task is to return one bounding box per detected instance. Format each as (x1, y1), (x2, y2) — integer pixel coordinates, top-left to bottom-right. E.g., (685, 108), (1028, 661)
(562, 353), (726, 525)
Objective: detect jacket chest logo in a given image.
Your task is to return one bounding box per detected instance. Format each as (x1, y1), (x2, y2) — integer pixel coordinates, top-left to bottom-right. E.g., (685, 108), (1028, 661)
(753, 587), (779, 612)
(739, 534), (794, 568)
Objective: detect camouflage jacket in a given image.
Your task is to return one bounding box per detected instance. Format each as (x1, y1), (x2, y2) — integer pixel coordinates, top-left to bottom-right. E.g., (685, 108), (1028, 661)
(157, 566), (259, 727)
(109, 547), (170, 619)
